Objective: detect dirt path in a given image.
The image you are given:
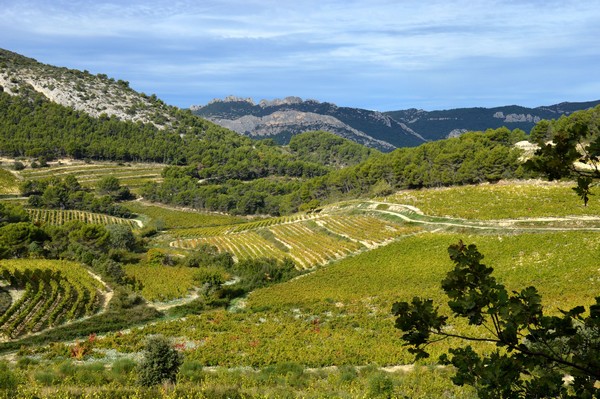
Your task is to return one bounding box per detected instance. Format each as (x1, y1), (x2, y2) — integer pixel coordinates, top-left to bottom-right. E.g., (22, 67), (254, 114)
(148, 289), (201, 311)
(85, 270), (113, 311)
(366, 201), (600, 232)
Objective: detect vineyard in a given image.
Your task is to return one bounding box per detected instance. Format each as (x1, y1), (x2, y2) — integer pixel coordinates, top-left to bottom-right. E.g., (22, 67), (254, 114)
(386, 180), (600, 220)
(124, 265), (204, 302)
(0, 259), (106, 340)
(98, 231), (600, 369)
(26, 208), (141, 228)
(169, 212), (319, 237)
(17, 161), (164, 190)
(171, 212), (421, 268)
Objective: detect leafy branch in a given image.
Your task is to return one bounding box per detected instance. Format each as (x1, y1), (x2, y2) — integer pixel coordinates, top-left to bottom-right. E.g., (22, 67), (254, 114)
(392, 240), (600, 398)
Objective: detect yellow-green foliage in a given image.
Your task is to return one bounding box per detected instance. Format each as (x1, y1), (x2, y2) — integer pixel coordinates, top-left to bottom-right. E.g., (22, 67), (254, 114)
(99, 231), (600, 368)
(1, 363), (477, 399)
(0, 259), (104, 337)
(17, 162), (164, 190)
(170, 213), (317, 237)
(171, 214), (420, 269)
(26, 208), (139, 228)
(124, 264), (200, 301)
(0, 259), (103, 291)
(388, 180), (600, 219)
(174, 231), (288, 262)
(124, 201), (244, 229)
(0, 167), (19, 194)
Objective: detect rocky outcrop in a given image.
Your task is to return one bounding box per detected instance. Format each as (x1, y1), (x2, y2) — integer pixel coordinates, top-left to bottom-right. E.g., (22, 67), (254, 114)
(0, 48), (177, 129)
(211, 110), (396, 151)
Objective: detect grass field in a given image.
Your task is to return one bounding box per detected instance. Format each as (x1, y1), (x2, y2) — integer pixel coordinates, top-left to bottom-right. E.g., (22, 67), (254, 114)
(386, 180), (600, 219)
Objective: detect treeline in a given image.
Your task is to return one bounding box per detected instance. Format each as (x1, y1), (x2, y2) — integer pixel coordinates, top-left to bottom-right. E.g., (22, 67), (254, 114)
(0, 88), (328, 182)
(142, 176), (302, 215)
(529, 104), (600, 144)
(21, 175), (132, 218)
(142, 127), (528, 214)
(288, 130), (378, 168)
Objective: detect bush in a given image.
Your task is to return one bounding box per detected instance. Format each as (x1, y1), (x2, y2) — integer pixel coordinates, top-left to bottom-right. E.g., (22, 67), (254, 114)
(367, 372), (394, 398)
(11, 161), (25, 171)
(137, 335), (182, 386)
(0, 361), (19, 391)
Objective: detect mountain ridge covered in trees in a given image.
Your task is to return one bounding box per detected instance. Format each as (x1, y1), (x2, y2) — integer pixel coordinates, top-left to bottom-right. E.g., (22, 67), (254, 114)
(192, 95), (600, 151)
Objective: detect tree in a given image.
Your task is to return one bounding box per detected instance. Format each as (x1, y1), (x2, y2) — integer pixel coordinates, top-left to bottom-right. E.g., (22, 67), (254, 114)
(392, 241), (600, 398)
(137, 335), (182, 386)
(525, 116), (600, 206)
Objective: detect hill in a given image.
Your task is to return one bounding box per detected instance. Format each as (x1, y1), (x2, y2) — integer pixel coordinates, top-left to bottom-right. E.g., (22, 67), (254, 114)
(0, 48), (179, 128)
(192, 95), (600, 151)
(385, 100), (600, 141)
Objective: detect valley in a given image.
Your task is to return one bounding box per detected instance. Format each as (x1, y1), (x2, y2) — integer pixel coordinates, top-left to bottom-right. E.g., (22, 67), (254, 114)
(0, 47), (599, 398)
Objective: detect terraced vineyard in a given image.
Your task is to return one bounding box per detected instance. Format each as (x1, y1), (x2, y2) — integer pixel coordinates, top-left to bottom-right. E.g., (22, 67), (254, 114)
(18, 161), (164, 190)
(171, 211), (419, 268)
(315, 214), (417, 247)
(170, 213), (319, 238)
(26, 208), (141, 228)
(0, 259), (106, 339)
(173, 231), (289, 262)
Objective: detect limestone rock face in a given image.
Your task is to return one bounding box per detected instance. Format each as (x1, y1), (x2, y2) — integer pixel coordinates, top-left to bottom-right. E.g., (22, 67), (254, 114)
(192, 96), (427, 151)
(0, 48), (177, 129)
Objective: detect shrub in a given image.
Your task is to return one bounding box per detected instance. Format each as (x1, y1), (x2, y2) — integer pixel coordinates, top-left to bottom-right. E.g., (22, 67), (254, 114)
(11, 161), (25, 171)
(367, 372), (394, 398)
(137, 335), (182, 386)
(0, 361), (19, 391)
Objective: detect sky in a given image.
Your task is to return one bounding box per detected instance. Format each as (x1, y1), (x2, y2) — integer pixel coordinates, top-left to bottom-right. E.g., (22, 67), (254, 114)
(1, 0), (599, 111)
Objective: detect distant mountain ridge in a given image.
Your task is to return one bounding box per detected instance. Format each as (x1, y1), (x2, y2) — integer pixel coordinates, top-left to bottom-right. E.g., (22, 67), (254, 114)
(192, 96), (600, 151)
(385, 100), (600, 142)
(191, 96), (424, 151)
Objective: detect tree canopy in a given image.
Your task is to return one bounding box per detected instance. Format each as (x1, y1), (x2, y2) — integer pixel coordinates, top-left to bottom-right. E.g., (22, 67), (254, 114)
(526, 105), (600, 206)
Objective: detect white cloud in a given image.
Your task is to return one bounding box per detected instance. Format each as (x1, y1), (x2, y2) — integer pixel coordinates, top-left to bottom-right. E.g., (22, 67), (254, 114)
(1, 0), (599, 109)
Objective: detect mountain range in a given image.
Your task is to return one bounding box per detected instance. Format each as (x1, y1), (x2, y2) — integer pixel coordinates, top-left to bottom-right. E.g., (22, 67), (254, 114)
(192, 96), (600, 151)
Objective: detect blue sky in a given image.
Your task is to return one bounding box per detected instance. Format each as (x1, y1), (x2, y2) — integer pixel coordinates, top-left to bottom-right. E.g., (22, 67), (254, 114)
(2, 0), (599, 111)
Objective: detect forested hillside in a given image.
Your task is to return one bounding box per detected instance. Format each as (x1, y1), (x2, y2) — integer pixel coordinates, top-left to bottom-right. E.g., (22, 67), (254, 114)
(0, 88), (329, 182)
(141, 127), (528, 214)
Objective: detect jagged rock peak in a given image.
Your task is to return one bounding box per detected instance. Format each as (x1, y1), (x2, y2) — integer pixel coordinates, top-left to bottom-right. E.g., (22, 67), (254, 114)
(208, 95), (255, 105)
(196, 96), (327, 109)
(259, 96), (307, 107)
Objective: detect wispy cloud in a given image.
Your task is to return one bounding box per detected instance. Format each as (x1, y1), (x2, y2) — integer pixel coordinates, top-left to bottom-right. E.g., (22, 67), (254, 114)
(1, 0), (599, 110)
